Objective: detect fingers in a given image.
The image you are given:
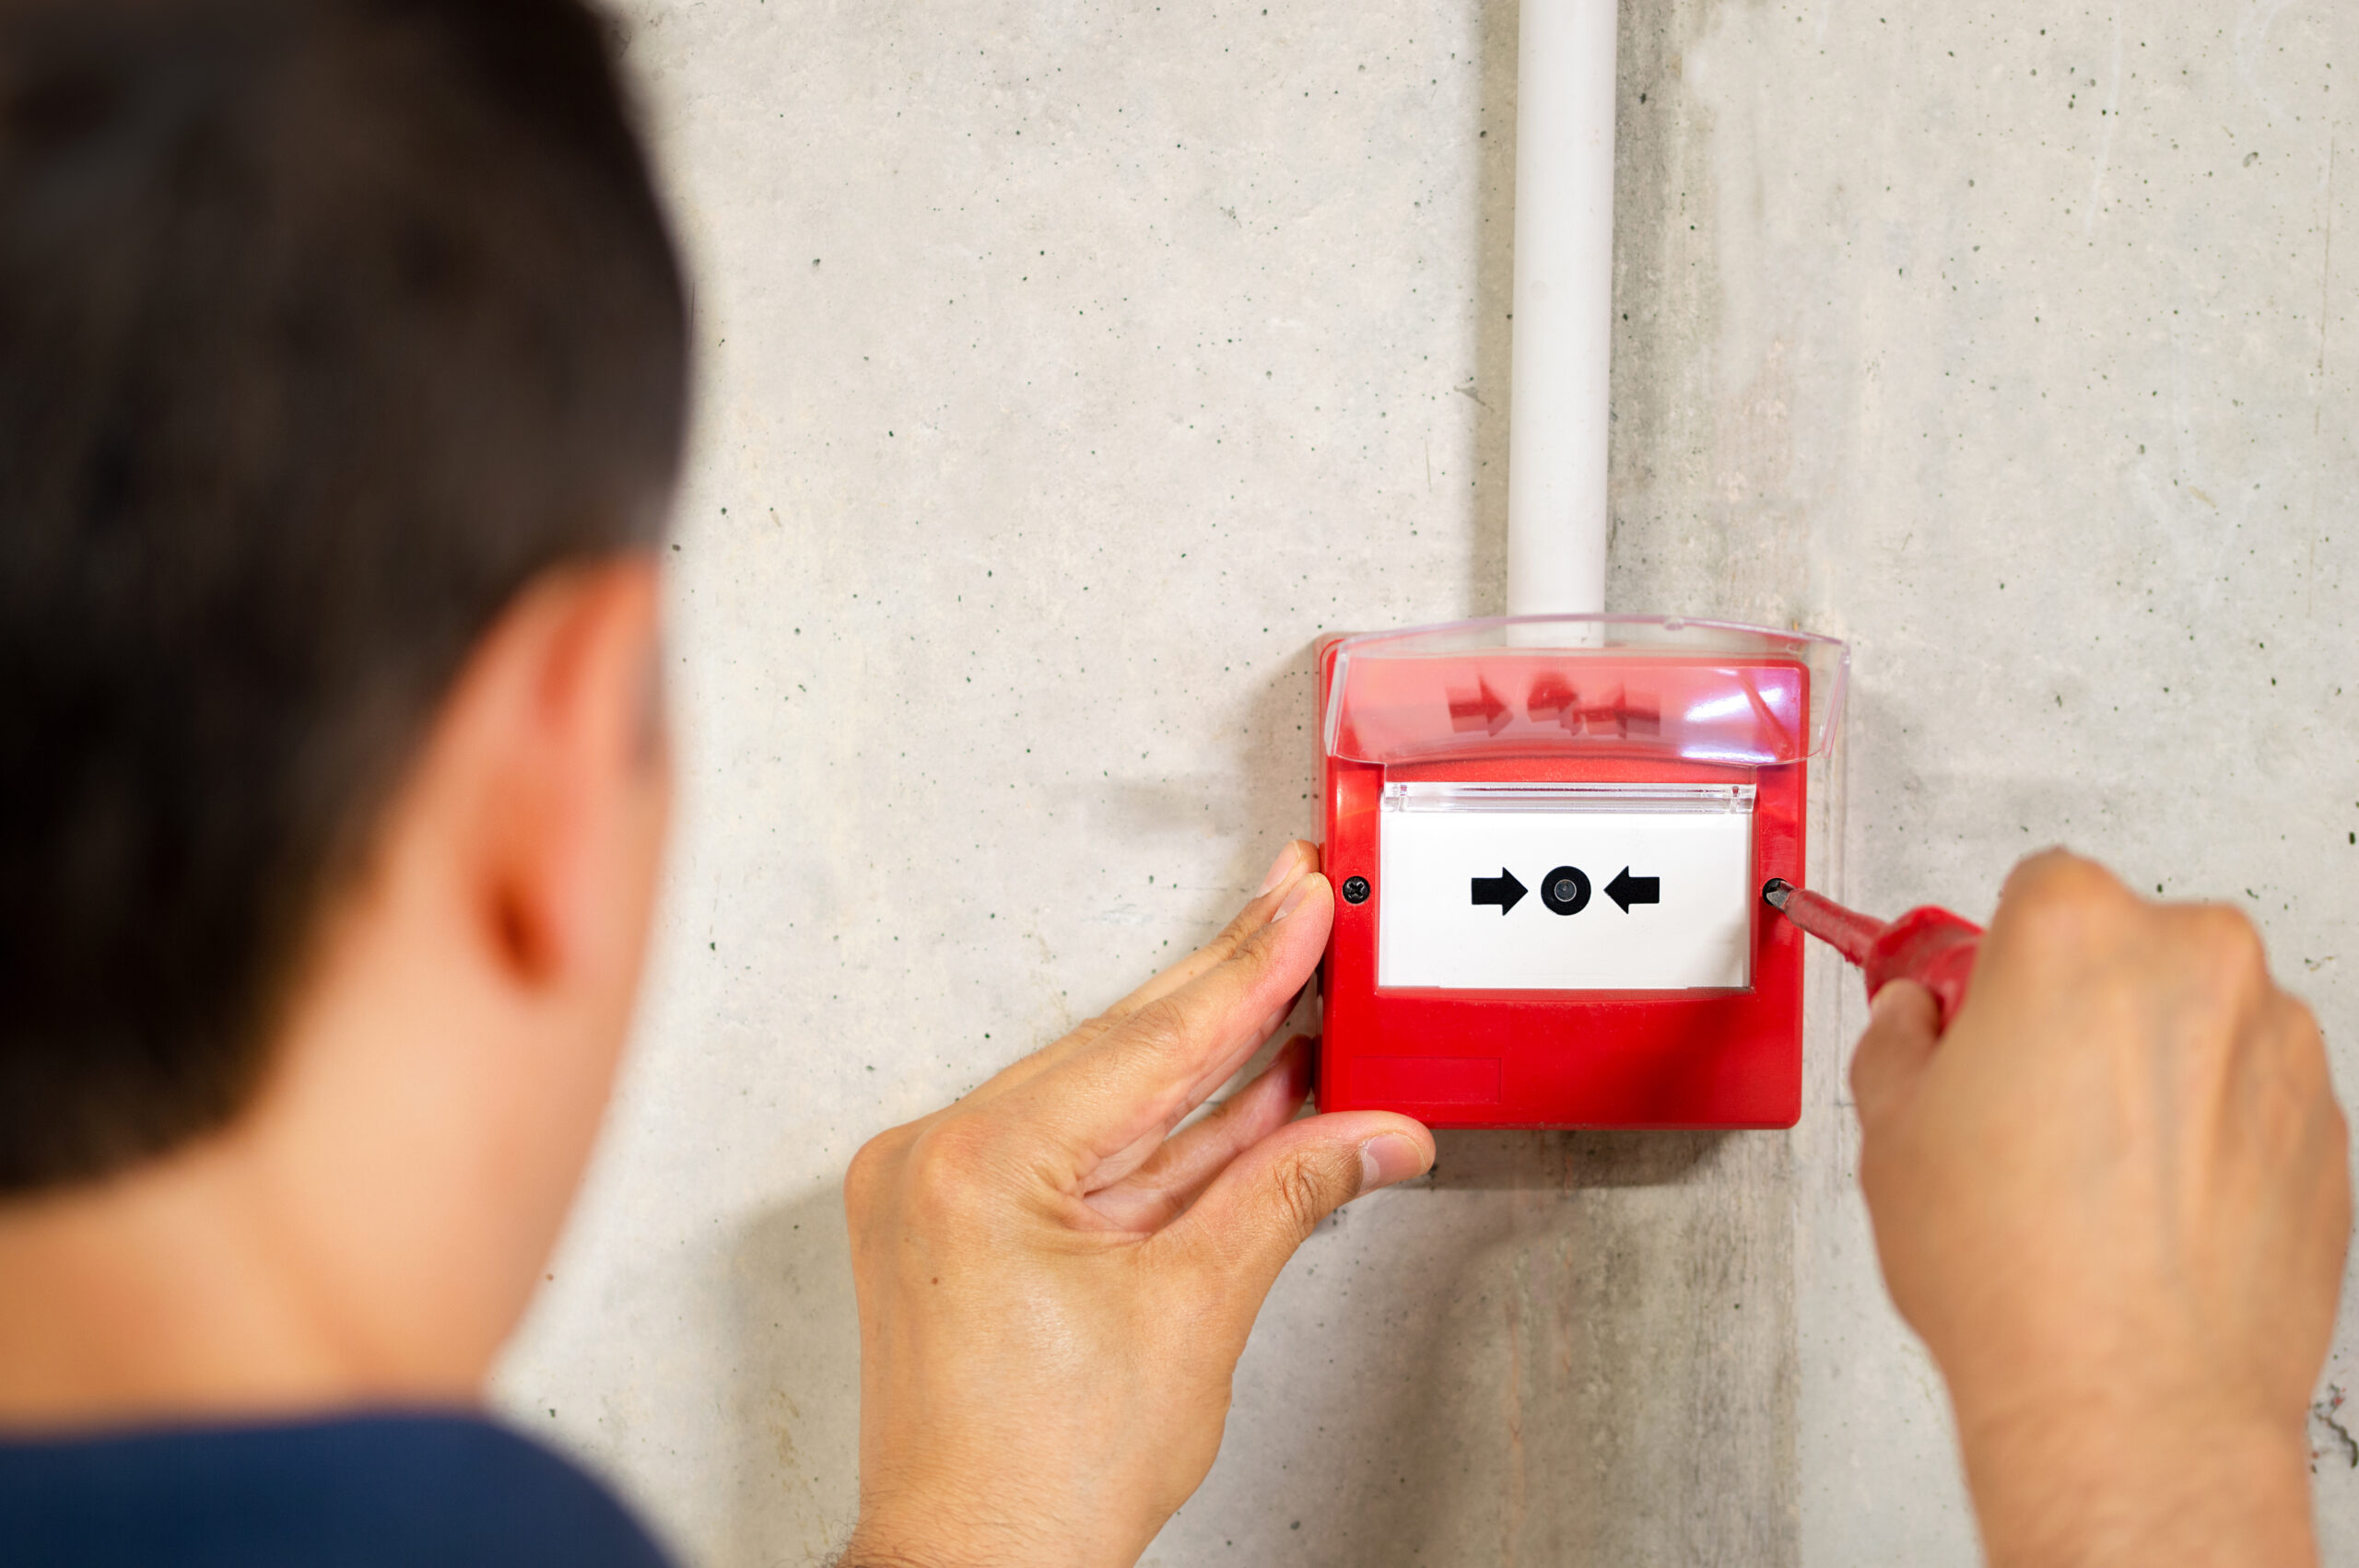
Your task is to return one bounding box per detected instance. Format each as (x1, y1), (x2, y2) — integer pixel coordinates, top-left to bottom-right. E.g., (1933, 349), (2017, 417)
(1081, 1037), (1315, 1231)
(1156, 1109), (1433, 1305)
(1851, 978), (1940, 1129)
(1986, 854), (2280, 1079)
(1982, 849), (2137, 975)
(1994, 846), (2130, 911)
(1079, 996), (1299, 1189)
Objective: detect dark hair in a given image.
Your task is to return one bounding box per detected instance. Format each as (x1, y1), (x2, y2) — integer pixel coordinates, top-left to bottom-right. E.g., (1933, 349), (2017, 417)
(0, 0), (689, 1192)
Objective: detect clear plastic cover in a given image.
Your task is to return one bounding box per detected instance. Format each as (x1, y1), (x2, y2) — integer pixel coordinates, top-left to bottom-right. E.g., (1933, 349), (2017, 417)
(1324, 614), (1849, 768)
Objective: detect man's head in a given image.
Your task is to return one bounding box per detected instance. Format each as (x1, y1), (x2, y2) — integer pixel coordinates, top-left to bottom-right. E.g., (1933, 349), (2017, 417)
(0, 0), (687, 1408)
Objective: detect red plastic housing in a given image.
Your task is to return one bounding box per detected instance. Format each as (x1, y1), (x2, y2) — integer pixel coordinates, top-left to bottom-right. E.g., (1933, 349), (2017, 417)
(1316, 635), (1813, 1129)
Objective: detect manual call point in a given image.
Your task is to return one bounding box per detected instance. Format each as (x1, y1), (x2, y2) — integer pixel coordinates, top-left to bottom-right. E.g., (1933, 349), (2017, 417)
(1316, 615), (1848, 1129)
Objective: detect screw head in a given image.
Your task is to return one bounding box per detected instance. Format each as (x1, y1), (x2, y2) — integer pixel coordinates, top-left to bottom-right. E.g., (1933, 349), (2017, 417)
(1341, 875), (1371, 905)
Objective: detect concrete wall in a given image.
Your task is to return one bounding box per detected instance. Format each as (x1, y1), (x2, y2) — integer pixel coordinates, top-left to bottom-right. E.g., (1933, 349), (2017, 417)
(494, 2), (2359, 1562)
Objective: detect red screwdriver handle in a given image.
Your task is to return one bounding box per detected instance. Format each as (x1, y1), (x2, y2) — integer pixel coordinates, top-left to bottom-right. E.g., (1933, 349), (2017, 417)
(1862, 906), (1982, 1031)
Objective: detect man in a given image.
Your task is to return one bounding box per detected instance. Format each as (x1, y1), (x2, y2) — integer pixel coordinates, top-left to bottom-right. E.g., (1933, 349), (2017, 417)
(0, 2), (2344, 1567)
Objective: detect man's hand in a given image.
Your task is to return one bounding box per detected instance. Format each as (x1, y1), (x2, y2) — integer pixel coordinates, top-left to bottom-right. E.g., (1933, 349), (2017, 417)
(839, 843), (1433, 1568)
(1852, 851), (2352, 1567)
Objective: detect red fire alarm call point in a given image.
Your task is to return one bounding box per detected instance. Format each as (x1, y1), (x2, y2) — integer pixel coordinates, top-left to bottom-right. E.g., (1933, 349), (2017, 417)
(1316, 615), (1848, 1129)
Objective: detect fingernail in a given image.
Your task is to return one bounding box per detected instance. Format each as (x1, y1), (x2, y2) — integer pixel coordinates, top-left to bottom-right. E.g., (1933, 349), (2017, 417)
(1269, 873), (1316, 923)
(1358, 1132), (1430, 1193)
(1259, 842), (1305, 895)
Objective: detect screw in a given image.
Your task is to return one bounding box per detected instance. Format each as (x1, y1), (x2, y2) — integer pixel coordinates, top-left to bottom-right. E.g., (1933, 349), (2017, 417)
(1341, 875), (1371, 905)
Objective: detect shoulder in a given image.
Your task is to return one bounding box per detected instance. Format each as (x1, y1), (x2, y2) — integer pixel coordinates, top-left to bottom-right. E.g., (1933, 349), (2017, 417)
(0, 1410), (675, 1568)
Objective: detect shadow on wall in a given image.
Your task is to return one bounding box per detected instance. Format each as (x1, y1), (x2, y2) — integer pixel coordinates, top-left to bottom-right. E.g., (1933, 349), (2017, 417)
(1304, 1131), (1785, 1567)
(1143, 1123), (1790, 1566)
(1431, 1128), (1723, 1189)
(730, 1185), (863, 1568)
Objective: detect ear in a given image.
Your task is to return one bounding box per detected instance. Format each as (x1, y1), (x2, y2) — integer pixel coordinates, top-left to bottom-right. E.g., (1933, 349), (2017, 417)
(425, 555), (668, 994)
(213, 556), (672, 1387)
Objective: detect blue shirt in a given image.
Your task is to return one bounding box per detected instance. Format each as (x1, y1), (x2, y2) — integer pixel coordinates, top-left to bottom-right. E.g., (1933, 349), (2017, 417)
(0, 1411), (675, 1567)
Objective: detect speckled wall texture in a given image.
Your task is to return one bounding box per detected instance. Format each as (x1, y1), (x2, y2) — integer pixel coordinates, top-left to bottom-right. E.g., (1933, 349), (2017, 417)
(493, 3), (2359, 1563)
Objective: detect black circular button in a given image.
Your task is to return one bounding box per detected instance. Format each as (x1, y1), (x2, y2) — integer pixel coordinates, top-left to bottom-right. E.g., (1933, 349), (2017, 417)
(1541, 865), (1590, 916)
(1341, 875), (1371, 905)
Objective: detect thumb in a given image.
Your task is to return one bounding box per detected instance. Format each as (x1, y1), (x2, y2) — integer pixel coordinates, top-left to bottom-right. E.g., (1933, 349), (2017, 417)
(1159, 1111), (1433, 1305)
(1849, 978), (1941, 1131)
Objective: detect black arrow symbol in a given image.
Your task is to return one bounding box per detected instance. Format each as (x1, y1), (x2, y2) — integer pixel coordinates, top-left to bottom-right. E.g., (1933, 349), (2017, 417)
(1471, 868), (1527, 915)
(1605, 868), (1661, 912)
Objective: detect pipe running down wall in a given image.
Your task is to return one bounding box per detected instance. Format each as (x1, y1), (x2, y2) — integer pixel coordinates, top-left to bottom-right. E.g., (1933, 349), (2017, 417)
(1506, 0), (1617, 618)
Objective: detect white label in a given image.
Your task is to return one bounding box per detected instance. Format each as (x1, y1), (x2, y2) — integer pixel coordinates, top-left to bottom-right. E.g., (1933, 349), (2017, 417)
(1375, 782), (1756, 991)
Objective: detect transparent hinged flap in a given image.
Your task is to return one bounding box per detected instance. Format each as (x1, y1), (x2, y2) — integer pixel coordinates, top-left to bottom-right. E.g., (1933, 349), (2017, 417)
(1325, 614), (1849, 768)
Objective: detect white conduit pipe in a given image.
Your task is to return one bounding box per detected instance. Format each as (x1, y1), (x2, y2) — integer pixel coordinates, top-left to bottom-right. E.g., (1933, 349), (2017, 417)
(1506, 0), (1617, 618)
